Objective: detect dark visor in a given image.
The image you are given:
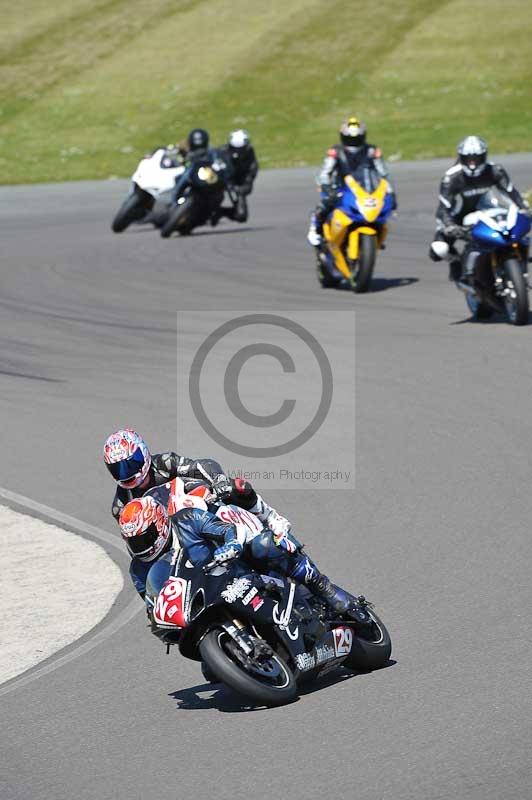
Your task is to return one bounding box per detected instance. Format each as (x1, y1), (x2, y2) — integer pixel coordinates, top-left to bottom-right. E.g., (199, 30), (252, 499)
(126, 523), (159, 555)
(106, 447), (145, 482)
(345, 135), (365, 147)
(462, 154), (484, 167)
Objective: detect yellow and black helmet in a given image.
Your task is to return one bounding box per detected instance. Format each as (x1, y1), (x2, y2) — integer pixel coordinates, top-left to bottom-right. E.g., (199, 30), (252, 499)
(339, 116), (367, 149)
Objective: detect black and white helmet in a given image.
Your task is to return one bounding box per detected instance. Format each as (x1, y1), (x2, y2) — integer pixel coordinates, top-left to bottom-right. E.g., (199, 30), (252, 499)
(457, 136), (488, 178)
(228, 129), (251, 152)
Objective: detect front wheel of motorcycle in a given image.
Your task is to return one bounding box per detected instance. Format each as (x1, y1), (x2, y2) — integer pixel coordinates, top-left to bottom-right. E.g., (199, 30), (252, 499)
(199, 627), (297, 707)
(503, 258), (529, 326)
(160, 198), (194, 238)
(351, 233), (376, 293)
(343, 611), (392, 672)
(111, 192), (151, 233)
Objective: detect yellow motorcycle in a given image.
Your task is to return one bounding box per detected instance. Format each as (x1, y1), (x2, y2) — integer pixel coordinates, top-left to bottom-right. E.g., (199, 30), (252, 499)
(319, 164), (394, 293)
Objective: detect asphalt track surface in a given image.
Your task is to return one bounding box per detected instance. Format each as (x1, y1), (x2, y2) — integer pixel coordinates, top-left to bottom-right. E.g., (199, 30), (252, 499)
(1, 157), (532, 800)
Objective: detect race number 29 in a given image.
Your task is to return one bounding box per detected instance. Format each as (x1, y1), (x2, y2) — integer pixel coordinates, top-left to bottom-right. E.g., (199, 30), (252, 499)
(332, 626), (353, 656)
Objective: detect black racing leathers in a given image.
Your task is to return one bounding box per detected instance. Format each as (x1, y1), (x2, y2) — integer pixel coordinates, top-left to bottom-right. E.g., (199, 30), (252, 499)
(435, 161), (525, 229)
(214, 144), (259, 223)
(315, 143), (396, 224)
(219, 144), (258, 195)
(111, 453), (221, 521)
(111, 454), (260, 522)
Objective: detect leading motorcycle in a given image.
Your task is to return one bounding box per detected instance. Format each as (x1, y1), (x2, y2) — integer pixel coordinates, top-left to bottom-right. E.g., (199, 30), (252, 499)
(455, 190), (530, 325)
(111, 148), (185, 233)
(142, 480), (391, 707)
(318, 163), (395, 292)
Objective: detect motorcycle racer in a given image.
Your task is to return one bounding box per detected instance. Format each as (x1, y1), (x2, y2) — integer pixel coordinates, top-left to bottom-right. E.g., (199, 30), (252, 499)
(169, 128), (216, 203)
(119, 493), (362, 616)
(212, 129), (259, 224)
(103, 428), (290, 534)
(307, 116), (397, 247)
(429, 136), (529, 280)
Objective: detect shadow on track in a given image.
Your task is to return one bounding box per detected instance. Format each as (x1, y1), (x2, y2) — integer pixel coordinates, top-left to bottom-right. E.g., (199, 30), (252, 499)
(168, 682), (273, 713)
(320, 277), (418, 293)
(125, 224), (274, 236)
(450, 309), (532, 326)
(0, 367), (63, 383)
(169, 661), (396, 713)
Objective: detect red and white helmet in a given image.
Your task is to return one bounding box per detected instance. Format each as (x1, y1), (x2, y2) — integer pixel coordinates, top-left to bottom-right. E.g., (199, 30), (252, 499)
(119, 496), (171, 562)
(103, 429), (152, 489)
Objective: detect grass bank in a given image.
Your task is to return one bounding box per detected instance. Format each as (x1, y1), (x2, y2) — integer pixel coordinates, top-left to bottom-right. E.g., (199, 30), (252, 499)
(1, 0), (531, 183)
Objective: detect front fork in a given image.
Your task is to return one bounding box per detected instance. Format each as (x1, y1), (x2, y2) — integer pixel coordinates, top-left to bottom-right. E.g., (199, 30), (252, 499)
(492, 246), (529, 295)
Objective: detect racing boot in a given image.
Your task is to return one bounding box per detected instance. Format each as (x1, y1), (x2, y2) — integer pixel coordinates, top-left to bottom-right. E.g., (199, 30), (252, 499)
(307, 212), (322, 247)
(289, 555), (353, 614)
(449, 258), (462, 282)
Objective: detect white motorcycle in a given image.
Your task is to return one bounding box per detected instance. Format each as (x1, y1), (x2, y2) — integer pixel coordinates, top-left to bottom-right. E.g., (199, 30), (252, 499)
(111, 148), (185, 233)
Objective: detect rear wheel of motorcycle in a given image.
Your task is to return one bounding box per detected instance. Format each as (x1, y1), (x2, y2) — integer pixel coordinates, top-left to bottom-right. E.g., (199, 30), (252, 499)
(343, 611), (392, 672)
(200, 628), (297, 707)
(111, 193), (150, 233)
(160, 198), (194, 238)
(503, 258), (529, 325)
(351, 233), (376, 293)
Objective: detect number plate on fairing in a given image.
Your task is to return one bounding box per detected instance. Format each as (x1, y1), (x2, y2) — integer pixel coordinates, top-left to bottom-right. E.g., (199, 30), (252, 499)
(332, 626), (353, 656)
(153, 577), (189, 628)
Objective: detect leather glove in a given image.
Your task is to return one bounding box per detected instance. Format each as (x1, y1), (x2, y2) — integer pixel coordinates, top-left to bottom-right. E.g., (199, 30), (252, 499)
(266, 509), (291, 538)
(213, 541), (243, 564)
(443, 223), (466, 240)
(211, 474), (233, 501)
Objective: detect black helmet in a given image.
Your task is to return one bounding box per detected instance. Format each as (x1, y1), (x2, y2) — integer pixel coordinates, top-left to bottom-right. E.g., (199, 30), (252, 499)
(457, 136), (488, 178)
(340, 116), (367, 151)
(187, 128), (209, 152)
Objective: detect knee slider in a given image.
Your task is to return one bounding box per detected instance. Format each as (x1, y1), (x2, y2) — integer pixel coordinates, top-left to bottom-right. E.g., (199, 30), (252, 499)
(430, 241), (450, 261)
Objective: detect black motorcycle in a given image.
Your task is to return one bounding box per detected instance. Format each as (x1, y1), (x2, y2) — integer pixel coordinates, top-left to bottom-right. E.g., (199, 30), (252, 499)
(145, 551), (391, 707)
(160, 155), (234, 238)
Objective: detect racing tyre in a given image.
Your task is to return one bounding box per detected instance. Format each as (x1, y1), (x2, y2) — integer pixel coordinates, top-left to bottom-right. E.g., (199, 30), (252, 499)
(201, 660), (218, 684)
(343, 611), (392, 672)
(351, 233), (376, 293)
(503, 258), (529, 326)
(111, 193), (150, 233)
(160, 198), (194, 238)
(200, 627), (297, 707)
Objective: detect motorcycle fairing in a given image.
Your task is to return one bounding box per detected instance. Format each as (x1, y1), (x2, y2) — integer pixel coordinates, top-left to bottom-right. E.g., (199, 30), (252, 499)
(466, 208), (531, 250)
(323, 175), (393, 278)
(344, 174), (388, 224)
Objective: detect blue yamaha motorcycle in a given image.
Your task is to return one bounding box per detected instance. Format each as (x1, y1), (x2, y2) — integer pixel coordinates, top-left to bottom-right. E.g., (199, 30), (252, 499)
(457, 190), (530, 325)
